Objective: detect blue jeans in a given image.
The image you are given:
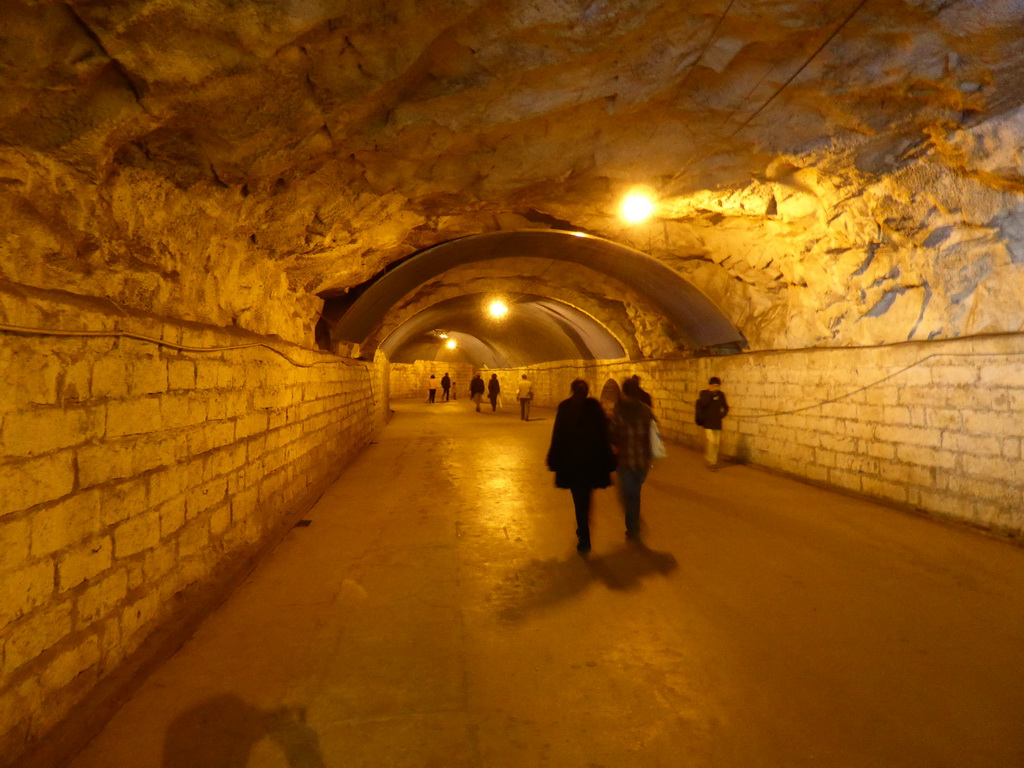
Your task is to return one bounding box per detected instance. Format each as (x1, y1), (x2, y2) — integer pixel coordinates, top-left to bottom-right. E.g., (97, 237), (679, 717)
(617, 467), (648, 536)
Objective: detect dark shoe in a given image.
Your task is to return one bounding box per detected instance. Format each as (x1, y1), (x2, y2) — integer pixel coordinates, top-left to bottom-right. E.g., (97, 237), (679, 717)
(625, 530), (641, 541)
(577, 541), (591, 554)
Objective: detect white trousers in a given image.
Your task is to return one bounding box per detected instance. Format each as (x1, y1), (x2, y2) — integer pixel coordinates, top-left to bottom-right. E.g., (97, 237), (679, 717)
(704, 428), (722, 466)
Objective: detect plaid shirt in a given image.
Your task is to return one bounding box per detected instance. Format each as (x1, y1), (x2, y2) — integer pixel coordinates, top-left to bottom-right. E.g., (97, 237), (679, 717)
(610, 400), (654, 471)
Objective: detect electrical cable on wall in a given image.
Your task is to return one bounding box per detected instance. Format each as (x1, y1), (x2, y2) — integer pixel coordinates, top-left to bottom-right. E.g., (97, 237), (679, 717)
(728, 349), (1024, 419)
(0, 322), (363, 369)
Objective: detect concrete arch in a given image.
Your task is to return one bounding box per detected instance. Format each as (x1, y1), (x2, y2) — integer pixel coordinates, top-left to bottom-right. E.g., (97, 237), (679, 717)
(382, 294), (626, 367)
(358, 258), (681, 360)
(332, 230), (744, 353)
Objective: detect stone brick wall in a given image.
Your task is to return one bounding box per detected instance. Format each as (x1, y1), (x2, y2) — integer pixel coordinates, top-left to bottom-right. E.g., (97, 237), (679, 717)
(389, 361), (475, 400)
(0, 289), (389, 765)
(501, 334), (1024, 539)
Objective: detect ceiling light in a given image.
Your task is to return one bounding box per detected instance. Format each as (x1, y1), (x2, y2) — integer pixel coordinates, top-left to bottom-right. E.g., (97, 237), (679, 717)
(620, 190), (655, 223)
(487, 299), (509, 319)
(445, 338), (457, 350)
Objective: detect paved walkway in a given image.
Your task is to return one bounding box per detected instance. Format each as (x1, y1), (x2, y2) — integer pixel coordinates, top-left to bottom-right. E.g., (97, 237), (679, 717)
(68, 398), (1024, 768)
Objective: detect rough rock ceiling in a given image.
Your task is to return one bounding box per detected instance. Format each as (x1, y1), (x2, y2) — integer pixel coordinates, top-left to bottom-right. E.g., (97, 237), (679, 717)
(2, 0), (1023, 352)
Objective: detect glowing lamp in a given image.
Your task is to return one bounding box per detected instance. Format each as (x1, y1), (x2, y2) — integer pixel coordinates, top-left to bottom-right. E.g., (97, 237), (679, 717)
(445, 339), (457, 350)
(488, 300), (509, 319)
(620, 191), (655, 223)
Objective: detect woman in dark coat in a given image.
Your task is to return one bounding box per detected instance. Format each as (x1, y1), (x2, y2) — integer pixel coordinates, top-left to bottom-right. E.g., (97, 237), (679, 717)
(546, 379), (616, 553)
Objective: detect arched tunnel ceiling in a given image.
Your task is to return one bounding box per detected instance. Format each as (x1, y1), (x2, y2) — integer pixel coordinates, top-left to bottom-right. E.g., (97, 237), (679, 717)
(3, 2), (1024, 350)
(353, 255), (695, 360)
(332, 230), (744, 352)
(382, 293), (626, 367)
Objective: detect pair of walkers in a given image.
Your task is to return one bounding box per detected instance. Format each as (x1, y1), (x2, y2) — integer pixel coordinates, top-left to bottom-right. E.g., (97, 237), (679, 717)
(469, 373), (501, 412)
(426, 373), (453, 403)
(546, 376), (729, 552)
(545, 378), (655, 554)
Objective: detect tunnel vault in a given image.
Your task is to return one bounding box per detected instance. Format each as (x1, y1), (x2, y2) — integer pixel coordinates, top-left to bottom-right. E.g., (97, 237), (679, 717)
(327, 230), (745, 363)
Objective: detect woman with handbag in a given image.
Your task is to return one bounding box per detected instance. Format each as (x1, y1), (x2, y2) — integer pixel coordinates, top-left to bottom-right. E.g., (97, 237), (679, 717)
(610, 377), (658, 541)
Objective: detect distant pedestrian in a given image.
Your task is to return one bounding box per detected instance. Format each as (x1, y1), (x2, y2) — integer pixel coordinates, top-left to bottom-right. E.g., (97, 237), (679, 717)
(695, 376), (729, 470)
(427, 374), (438, 403)
(487, 374), (501, 411)
(451, 378), (457, 400)
(470, 374), (485, 411)
(610, 377), (656, 540)
(629, 374), (653, 407)
(441, 372), (451, 401)
(546, 379), (616, 554)
(517, 374), (534, 421)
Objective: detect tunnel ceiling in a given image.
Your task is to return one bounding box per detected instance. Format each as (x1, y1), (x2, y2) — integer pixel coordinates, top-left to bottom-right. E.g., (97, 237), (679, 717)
(350, 255), (692, 361)
(2, 1), (1024, 351)
(332, 231), (744, 359)
(381, 293), (626, 367)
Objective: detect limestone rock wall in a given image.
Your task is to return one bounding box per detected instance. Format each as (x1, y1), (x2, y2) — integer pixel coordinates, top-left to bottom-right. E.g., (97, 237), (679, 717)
(0, 286), (389, 766)
(5, 1), (1024, 355)
(585, 119), (1024, 352)
(509, 336), (1024, 539)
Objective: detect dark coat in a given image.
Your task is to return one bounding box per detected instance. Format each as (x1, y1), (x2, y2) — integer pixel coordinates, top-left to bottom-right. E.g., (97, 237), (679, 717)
(696, 389), (729, 430)
(470, 376), (485, 395)
(546, 396), (616, 489)
(441, 374), (451, 389)
(636, 387), (652, 407)
(487, 377), (500, 396)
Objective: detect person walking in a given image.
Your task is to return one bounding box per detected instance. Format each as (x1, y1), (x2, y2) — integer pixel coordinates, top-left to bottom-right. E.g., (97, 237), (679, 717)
(470, 374), (485, 412)
(546, 379), (616, 554)
(517, 373), (533, 421)
(487, 374), (501, 412)
(695, 376), (729, 470)
(427, 374), (438, 403)
(440, 372), (451, 401)
(610, 377), (656, 540)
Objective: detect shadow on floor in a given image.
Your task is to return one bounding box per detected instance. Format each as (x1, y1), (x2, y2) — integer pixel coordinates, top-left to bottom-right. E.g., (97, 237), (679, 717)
(162, 695), (325, 768)
(496, 542), (678, 623)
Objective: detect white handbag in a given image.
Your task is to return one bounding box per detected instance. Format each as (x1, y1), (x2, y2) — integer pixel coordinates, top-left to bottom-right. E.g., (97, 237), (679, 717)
(649, 421), (667, 460)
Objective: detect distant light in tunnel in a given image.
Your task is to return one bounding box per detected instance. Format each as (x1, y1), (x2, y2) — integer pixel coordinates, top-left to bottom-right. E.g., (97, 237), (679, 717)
(487, 300), (509, 319)
(445, 338), (458, 350)
(620, 190), (655, 223)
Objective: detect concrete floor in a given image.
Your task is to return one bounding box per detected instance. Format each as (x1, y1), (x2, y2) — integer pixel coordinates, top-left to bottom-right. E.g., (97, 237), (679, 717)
(67, 399), (1024, 768)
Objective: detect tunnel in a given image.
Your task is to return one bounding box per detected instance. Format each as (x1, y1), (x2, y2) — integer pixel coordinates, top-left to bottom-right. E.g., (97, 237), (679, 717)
(2, 2), (1024, 766)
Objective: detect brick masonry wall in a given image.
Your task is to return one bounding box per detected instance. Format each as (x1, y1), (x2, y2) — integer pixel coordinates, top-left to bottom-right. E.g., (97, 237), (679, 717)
(499, 334), (1024, 539)
(0, 294), (390, 765)
(389, 361), (475, 400)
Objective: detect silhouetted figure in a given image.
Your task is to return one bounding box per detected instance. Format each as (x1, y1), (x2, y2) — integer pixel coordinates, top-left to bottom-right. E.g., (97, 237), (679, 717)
(546, 379), (616, 554)
(696, 376), (729, 470)
(441, 372), (451, 401)
(629, 374), (653, 407)
(426, 374), (438, 403)
(610, 377), (657, 539)
(470, 374), (485, 411)
(163, 694), (325, 768)
(487, 374), (501, 411)
(517, 373), (533, 420)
